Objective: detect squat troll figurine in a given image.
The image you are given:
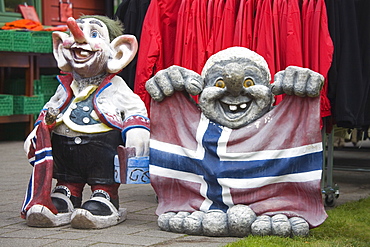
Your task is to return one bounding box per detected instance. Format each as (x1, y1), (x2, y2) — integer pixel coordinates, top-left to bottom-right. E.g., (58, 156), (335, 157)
(22, 16), (150, 229)
(146, 47), (327, 237)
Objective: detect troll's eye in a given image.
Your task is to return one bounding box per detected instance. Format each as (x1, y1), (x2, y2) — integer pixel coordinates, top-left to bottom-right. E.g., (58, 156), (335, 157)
(215, 79), (225, 88)
(91, 30), (99, 38)
(244, 78), (254, 88)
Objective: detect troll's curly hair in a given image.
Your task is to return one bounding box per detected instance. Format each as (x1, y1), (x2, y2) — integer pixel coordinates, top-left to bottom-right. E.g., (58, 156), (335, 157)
(79, 15), (124, 42)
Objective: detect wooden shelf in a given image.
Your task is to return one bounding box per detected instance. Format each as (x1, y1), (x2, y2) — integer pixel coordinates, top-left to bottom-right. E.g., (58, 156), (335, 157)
(0, 52), (56, 137)
(0, 115), (31, 124)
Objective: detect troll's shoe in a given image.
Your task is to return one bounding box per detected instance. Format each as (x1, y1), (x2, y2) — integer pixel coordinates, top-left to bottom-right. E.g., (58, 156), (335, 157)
(71, 196), (127, 229)
(26, 193), (74, 227)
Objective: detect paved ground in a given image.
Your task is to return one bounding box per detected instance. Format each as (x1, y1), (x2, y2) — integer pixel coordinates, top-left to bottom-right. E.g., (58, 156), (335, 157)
(0, 141), (369, 247)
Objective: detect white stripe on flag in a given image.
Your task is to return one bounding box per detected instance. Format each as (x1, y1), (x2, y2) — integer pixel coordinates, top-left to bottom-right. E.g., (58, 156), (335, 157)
(217, 127), (323, 161)
(218, 170), (322, 189)
(149, 165), (213, 211)
(150, 114), (211, 159)
(35, 147), (52, 155)
(34, 156), (53, 166)
(151, 138), (323, 162)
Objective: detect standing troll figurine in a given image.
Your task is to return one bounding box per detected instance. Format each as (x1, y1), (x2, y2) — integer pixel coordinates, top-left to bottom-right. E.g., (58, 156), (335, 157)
(22, 15), (150, 229)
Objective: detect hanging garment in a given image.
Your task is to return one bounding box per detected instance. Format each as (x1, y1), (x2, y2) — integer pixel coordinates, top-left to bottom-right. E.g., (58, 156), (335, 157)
(133, 0), (333, 117)
(244, 0), (256, 49)
(251, 0), (264, 50)
(213, 0), (240, 53)
(115, 0), (151, 39)
(206, 0), (215, 42)
(302, 0), (315, 69)
(193, 0), (208, 73)
(302, 0), (333, 120)
(326, 0), (370, 128)
(253, 0), (276, 72)
(253, 0), (280, 104)
(310, 0), (333, 119)
(271, 0), (303, 105)
(233, 0), (245, 47)
(206, 0), (226, 57)
(134, 0), (182, 112)
(272, 0), (284, 72)
(115, 0), (151, 90)
(173, 0), (192, 69)
(279, 0), (303, 68)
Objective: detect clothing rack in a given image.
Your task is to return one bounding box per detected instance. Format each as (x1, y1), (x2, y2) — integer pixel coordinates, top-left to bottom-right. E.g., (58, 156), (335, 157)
(115, 0), (370, 207)
(321, 122), (339, 207)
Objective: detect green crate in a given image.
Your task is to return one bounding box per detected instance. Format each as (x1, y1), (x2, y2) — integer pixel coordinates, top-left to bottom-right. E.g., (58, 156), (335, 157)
(32, 31), (53, 53)
(38, 75), (59, 95)
(34, 75), (60, 104)
(5, 78), (26, 95)
(0, 30), (14, 51)
(33, 79), (40, 94)
(13, 95), (44, 115)
(13, 31), (32, 52)
(0, 94), (13, 116)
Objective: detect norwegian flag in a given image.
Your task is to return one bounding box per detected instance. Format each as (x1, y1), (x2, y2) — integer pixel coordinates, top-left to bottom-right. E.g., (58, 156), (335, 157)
(149, 92), (327, 228)
(21, 121), (57, 218)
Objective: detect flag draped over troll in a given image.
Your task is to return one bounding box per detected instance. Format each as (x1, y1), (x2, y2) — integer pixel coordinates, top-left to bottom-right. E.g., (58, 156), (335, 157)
(149, 92), (327, 228)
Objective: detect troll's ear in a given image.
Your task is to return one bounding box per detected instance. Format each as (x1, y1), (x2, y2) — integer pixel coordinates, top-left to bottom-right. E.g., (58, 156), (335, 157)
(107, 34), (138, 74)
(52, 32), (72, 72)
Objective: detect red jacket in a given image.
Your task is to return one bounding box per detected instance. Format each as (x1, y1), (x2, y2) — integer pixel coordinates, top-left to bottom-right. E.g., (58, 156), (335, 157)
(302, 0), (333, 118)
(134, 0), (182, 112)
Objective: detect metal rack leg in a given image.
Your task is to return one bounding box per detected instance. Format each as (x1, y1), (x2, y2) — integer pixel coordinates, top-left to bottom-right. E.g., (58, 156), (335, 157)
(322, 125), (340, 207)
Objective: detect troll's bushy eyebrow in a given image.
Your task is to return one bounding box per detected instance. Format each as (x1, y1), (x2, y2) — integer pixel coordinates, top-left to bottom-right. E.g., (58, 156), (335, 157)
(89, 20), (103, 27)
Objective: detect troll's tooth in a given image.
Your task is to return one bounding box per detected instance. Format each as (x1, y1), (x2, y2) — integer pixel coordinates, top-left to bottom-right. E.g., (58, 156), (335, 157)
(229, 105), (237, 111)
(80, 50), (90, 57)
(240, 103), (247, 109)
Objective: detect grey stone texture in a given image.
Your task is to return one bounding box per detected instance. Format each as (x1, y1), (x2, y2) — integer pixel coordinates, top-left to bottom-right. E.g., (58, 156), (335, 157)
(202, 210), (229, 237)
(271, 214), (291, 237)
(227, 205), (256, 237)
(251, 215), (272, 236)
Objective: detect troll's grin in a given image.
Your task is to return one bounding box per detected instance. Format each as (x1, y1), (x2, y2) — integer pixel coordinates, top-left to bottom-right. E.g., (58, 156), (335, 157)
(72, 48), (95, 62)
(219, 100), (252, 120)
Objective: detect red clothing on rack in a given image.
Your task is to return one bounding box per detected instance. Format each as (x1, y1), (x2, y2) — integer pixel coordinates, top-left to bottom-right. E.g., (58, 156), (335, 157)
(195, 0), (209, 72)
(311, 0), (334, 118)
(206, 0), (226, 57)
(253, 0), (275, 73)
(283, 0), (303, 67)
(174, 0), (192, 68)
(214, 0), (239, 53)
(302, 0), (315, 68)
(134, 0), (333, 118)
(134, 0), (182, 112)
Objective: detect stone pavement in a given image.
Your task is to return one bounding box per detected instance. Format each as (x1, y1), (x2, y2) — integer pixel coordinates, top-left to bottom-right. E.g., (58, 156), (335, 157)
(0, 141), (369, 247)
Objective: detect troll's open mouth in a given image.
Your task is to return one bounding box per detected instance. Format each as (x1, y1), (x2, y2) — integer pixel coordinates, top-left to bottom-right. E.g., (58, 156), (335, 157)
(219, 101), (252, 120)
(72, 48), (95, 62)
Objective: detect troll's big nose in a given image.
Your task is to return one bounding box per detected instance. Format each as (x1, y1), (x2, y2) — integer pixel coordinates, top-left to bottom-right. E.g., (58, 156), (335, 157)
(223, 63), (245, 96)
(67, 17), (86, 43)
